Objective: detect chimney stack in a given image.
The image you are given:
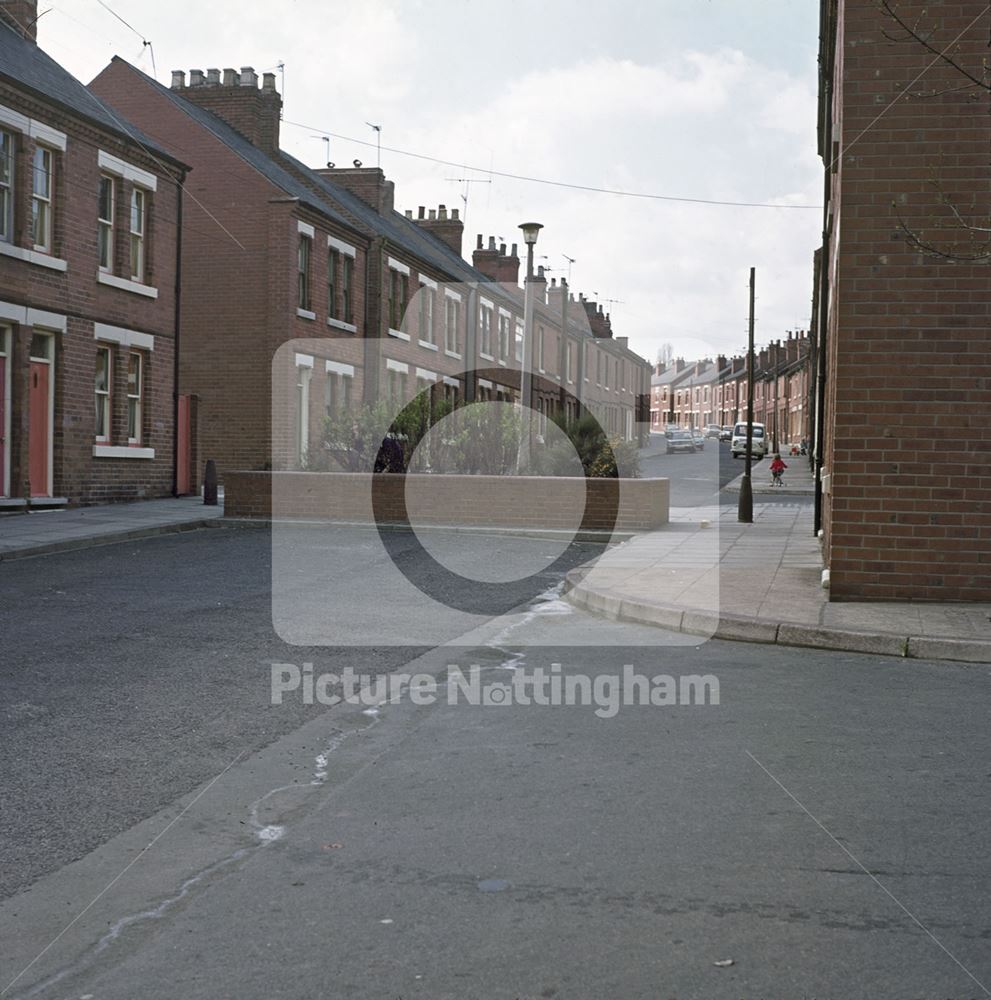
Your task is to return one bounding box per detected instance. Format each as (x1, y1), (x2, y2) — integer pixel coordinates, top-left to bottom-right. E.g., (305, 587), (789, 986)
(0, 0), (39, 42)
(411, 202), (464, 257)
(171, 64), (281, 152)
(582, 298), (612, 338)
(317, 166), (395, 216)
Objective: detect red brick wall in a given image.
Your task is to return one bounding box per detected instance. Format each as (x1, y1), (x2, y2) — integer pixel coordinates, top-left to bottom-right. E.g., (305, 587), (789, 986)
(225, 471), (670, 531)
(823, 0), (991, 600)
(89, 59), (370, 484)
(0, 78), (179, 504)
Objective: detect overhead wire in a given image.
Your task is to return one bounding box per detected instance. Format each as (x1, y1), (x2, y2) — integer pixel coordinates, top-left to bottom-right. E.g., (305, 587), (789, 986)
(282, 118), (823, 210)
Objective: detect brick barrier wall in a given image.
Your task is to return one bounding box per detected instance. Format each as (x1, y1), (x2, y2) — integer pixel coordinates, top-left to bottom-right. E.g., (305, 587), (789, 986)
(224, 472), (669, 532)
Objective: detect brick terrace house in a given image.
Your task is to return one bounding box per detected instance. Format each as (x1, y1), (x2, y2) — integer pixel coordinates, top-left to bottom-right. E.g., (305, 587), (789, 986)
(0, 2), (187, 506)
(88, 58), (373, 486)
(814, 0), (991, 601)
(89, 58), (650, 480)
(650, 359), (690, 429)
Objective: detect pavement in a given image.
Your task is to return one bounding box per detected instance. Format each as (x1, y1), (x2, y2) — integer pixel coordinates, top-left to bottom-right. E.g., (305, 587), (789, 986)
(568, 456), (991, 664)
(0, 495), (224, 560)
(1, 472), (989, 664)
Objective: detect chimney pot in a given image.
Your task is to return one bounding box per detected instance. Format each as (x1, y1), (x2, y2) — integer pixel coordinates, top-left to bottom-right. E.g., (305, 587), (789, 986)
(510, 243), (517, 257)
(262, 72), (277, 91)
(418, 207), (426, 220)
(488, 236), (496, 250)
(451, 208), (459, 220)
(222, 68), (238, 86)
(239, 66), (258, 87)
(206, 68), (220, 85)
(499, 242), (506, 255)
(189, 69), (205, 86)
(171, 70), (186, 89)
(476, 233), (483, 249)
(438, 204), (447, 220)
(429, 209), (436, 220)
(405, 209), (413, 219)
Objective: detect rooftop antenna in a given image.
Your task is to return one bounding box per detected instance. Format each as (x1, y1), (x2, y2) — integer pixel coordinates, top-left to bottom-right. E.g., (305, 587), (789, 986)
(562, 254), (576, 283)
(444, 175), (491, 231)
(365, 123), (381, 169)
(311, 135), (333, 167)
(277, 61), (285, 117)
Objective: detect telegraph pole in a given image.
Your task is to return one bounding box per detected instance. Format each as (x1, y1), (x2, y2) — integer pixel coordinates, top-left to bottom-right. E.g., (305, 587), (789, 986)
(738, 268), (755, 523)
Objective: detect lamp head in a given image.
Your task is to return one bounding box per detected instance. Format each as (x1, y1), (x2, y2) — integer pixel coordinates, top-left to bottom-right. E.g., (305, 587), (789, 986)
(518, 221), (543, 246)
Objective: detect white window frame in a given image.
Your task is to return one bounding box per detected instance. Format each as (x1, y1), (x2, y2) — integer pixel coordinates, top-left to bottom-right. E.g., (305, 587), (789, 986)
(388, 264), (407, 336)
(0, 325), (10, 496)
(95, 344), (112, 443)
(31, 145), (53, 253)
(0, 129), (13, 244)
(297, 233), (311, 312)
(444, 293), (461, 357)
(497, 310), (510, 362)
(129, 186), (146, 282)
(127, 351), (143, 445)
(479, 301), (494, 359)
(98, 174), (114, 273)
(296, 355), (313, 465)
(324, 360), (355, 415)
(418, 281), (435, 347)
(327, 246), (339, 321)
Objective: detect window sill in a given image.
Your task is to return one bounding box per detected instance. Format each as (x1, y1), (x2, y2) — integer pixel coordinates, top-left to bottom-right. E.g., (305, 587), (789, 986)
(388, 328), (410, 341)
(93, 445), (156, 459)
(418, 340), (439, 351)
(444, 350), (462, 360)
(296, 308), (316, 321)
(479, 352), (494, 362)
(0, 242), (68, 272)
(97, 271), (158, 298)
(327, 317), (356, 333)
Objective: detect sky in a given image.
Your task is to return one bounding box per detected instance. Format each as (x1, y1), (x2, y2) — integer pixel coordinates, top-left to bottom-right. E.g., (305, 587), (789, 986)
(37, 0), (825, 365)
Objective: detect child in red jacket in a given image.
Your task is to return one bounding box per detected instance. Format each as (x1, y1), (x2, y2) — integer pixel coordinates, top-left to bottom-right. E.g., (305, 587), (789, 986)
(769, 454), (787, 486)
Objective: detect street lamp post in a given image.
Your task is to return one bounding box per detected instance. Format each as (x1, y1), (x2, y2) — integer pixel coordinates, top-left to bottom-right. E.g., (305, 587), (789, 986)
(517, 221), (542, 473)
(738, 267), (756, 523)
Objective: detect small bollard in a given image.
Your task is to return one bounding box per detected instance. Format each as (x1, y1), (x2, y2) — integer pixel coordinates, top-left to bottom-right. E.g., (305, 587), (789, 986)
(203, 459), (218, 506)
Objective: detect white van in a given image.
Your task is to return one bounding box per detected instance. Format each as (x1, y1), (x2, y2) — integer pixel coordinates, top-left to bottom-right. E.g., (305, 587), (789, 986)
(731, 421), (767, 459)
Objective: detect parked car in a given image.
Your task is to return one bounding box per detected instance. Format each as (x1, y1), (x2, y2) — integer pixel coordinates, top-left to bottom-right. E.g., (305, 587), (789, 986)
(731, 421), (767, 459)
(719, 426), (733, 441)
(705, 424), (721, 439)
(665, 429), (696, 454)
(692, 429), (706, 450)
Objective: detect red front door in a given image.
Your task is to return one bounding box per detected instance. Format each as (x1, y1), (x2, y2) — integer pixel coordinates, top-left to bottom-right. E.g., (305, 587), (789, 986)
(0, 355), (6, 496)
(176, 394), (190, 495)
(29, 360), (50, 497)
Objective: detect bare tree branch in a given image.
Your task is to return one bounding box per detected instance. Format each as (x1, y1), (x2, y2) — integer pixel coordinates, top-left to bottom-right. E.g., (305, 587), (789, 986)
(880, 0), (991, 91)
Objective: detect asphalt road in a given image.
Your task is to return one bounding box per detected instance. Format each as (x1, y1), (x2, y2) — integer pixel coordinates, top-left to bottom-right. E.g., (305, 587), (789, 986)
(0, 525), (604, 900)
(639, 434), (800, 506)
(2, 528), (990, 998)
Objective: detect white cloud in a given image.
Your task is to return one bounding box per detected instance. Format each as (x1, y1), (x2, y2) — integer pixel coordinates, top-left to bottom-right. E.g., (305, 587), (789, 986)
(39, 2), (822, 364)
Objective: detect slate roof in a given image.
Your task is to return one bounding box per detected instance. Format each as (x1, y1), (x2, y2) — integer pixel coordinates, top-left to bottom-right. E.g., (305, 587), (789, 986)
(651, 365), (696, 388)
(106, 58), (648, 363)
(0, 22), (184, 166)
(109, 58), (351, 229)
